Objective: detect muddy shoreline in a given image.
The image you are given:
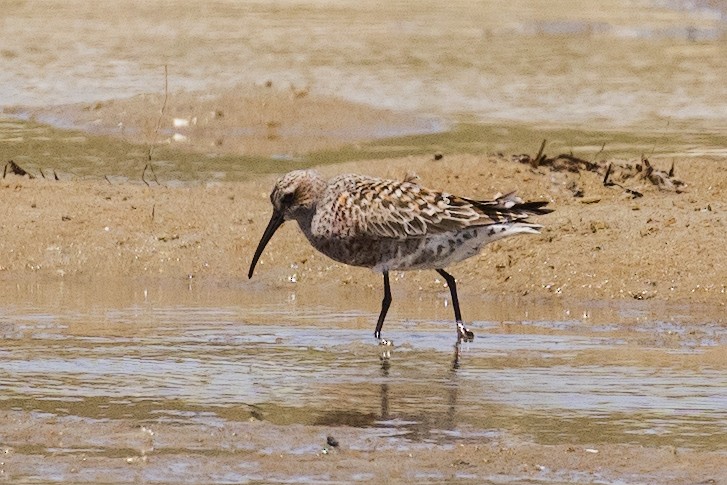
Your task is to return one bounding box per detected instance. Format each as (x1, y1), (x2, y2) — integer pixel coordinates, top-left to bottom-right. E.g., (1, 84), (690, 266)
(2, 1), (726, 481)
(1, 410), (724, 484)
(2, 147), (725, 484)
(2, 150), (726, 307)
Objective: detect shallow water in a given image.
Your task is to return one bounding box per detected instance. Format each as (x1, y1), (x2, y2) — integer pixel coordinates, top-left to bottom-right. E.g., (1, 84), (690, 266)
(2, 3), (727, 482)
(3, 1), (727, 139)
(4, 1), (727, 183)
(2, 1), (727, 131)
(4, 116), (727, 183)
(1, 280), (724, 467)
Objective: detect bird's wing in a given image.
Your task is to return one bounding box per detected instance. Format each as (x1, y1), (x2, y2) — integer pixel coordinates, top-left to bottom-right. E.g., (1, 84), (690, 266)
(315, 176), (544, 239)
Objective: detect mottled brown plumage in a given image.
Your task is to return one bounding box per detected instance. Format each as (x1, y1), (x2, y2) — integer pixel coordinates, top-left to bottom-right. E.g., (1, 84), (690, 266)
(249, 169), (552, 349)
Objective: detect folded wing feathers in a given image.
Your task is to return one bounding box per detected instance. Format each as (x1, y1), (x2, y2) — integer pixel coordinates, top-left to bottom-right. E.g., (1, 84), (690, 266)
(351, 180), (549, 239)
(317, 175), (551, 239)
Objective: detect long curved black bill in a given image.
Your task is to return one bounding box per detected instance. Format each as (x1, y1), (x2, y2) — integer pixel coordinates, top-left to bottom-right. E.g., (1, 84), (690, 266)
(248, 210), (285, 279)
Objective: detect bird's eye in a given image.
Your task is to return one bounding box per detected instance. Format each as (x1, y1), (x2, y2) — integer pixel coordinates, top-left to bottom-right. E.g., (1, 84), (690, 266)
(281, 192), (295, 206)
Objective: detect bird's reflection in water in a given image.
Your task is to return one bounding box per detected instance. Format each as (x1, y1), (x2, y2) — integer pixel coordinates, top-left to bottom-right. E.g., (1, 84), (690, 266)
(378, 355), (460, 441)
(314, 352), (461, 443)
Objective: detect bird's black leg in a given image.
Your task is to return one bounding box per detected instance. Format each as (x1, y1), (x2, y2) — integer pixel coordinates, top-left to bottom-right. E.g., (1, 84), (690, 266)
(436, 269), (475, 343)
(374, 271), (393, 345)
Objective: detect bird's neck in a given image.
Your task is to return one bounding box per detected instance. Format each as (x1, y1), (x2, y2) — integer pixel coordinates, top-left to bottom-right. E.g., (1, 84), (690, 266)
(294, 206), (318, 242)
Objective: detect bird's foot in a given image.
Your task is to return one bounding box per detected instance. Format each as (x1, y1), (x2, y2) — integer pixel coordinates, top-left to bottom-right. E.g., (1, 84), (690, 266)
(453, 322), (473, 368)
(456, 321), (475, 343)
(378, 341), (393, 363)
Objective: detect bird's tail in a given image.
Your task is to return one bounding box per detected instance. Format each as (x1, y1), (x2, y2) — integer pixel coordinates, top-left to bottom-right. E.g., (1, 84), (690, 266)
(466, 192), (553, 221)
(494, 192), (552, 215)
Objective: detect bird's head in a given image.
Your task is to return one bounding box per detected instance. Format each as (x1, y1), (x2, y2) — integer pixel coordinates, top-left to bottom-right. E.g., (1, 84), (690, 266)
(248, 170), (326, 278)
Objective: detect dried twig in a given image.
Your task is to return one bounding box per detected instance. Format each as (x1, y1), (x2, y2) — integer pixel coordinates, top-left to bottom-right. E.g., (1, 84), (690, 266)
(143, 64), (168, 186)
(3, 160), (35, 179)
(533, 139), (547, 167)
(602, 163), (613, 186)
(141, 163), (159, 187)
(602, 162), (643, 198)
(513, 139), (682, 197)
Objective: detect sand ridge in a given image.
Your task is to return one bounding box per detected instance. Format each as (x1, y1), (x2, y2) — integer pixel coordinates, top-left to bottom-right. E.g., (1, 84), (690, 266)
(2, 151), (725, 309)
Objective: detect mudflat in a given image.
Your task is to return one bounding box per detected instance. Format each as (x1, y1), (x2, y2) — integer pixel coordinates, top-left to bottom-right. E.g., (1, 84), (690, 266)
(2, 148), (726, 305)
(1, 1), (726, 483)
(2, 123), (726, 484)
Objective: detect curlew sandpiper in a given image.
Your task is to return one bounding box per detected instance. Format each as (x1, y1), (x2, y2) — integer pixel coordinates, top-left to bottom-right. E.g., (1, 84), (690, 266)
(248, 170), (551, 349)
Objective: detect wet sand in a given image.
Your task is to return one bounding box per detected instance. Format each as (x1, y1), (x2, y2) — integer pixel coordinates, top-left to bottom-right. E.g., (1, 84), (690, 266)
(3, 93), (727, 485)
(3, 0), (727, 133)
(2, 414), (724, 484)
(2, 141), (727, 484)
(2, 151), (726, 305)
(1, 279), (725, 484)
(1, 1), (726, 483)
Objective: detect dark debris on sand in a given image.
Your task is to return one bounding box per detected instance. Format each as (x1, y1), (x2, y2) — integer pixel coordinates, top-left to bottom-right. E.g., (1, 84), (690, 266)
(3, 160), (60, 181)
(512, 140), (686, 198)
